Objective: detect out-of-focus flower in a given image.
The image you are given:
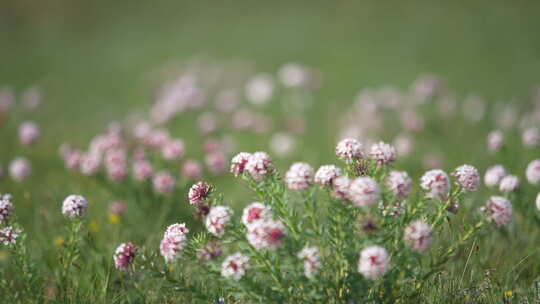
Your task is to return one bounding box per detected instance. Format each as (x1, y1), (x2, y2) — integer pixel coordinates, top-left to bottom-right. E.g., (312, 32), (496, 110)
(109, 201), (127, 216)
(132, 159), (154, 182)
(0, 226), (21, 246)
(21, 87), (42, 111)
(0, 87), (14, 115)
(270, 133), (296, 157)
(420, 169), (450, 200)
(161, 139), (185, 161)
(297, 246), (321, 278)
(198, 112), (219, 134)
(188, 181), (213, 205)
(160, 223), (189, 262)
(452, 165), (480, 192)
(246, 220), (287, 251)
(314, 165), (342, 186)
(245, 74), (274, 106)
(242, 202), (272, 227)
(62, 194), (89, 218)
(182, 160), (203, 180)
(422, 153), (444, 170)
(0, 194), (14, 224)
(336, 138), (364, 162)
(481, 196), (512, 227)
(214, 89), (239, 113)
(526, 159), (540, 185)
(113, 242), (138, 270)
(358, 246), (390, 280)
(349, 177), (380, 208)
(332, 176), (351, 201)
(487, 130), (504, 153)
(197, 241), (223, 262)
(80, 152), (101, 176)
(535, 193), (540, 211)
(393, 134), (414, 158)
(401, 110), (425, 133)
(368, 142), (397, 166)
(462, 94), (486, 123)
(230, 152), (251, 177)
(484, 165), (507, 188)
(410, 74), (445, 103)
(279, 63), (310, 88)
(522, 127), (539, 147)
(499, 175), (519, 193)
(18, 121), (40, 146)
(386, 171), (412, 200)
(285, 162), (314, 190)
(153, 171), (176, 194)
(9, 157), (31, 182)
(221, 252), (250, 281)
(245, 152), (274, 181)
(205, 152), (227, 175)
(205, 206), (233, 237)
(104, 149), (127, 182)
(404, 221), (433, 252)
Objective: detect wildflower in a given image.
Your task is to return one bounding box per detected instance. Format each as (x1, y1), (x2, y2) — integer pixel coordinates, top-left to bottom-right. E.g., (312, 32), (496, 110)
(108, 214), (120, 225)
(245, 74), (274, 106)
(245, 152), (274, 181)
(386, 170), (413, 200)
(452, 165), (480, 192)
(403, 221), (433, 252)
(18, 121), (40, 146)
(522, 127), (539, 147)
(53, 236), (65, 246)
(270, 133), (296, 157)
(205, 206), (233, 237)
(230, 152), (251, 177)
(198, 112), (219, 134)
(369, 142), (397, 166)
(481, 196), (512, 227)
(205, 152), (227, 175)
(484, 165), (507, 187)
(349, 177), (380, 208)
(160, 223), (189, 262)
(247, 220), (287, 250)
(214, 89), (239, 113)
(0, 87), (14, 114)
(314, 165), (342, 186)
(161, 138), (185, 161)
(536, 193), (540, 211)
(132, 159), (153, 182)
(188, 181), (213, 205)
(297, 247), (321, 278)
(242, 202), (272, 227)
(285, 162), (314, 190)
(113, 242), (138, 270)
(499, 175), (519, 193)
(526, 159), (540, 185)
(336, 138), (363, 161)
(182, 160), (203, 180)
(9, 157), (32, 182)
(104, 149), (127, 182)
(221, 252), (250, 280)
(358, 246), (390, 280)
(279, 63), (310, 88)
(0, 226), (21, 246)
(487, 130), (504, 153)
(380, 201), (407, 217)
(153, 171), (176, 194)
(21, 87), (42, 111)
(79, 152), (101, 176)
(61, 194), (89, 218)
(393, 134), (414, 158)
(420, 169), (450, 200)
(0, 194), (14, 224)
(332, 176), (351, 201)
(109, 202), (127, 216)
(197, 241), (223, 262)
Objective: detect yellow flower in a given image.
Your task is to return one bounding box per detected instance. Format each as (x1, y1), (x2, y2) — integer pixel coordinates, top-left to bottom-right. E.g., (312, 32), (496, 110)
(504, 290), (513, 298)
(90, 220), (100, 233)
(108, 213), (120, 225)
(54, 236), (65, 246)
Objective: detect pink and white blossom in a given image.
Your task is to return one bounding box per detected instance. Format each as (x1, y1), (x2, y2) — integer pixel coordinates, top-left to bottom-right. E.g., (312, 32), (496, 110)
(336, 138), (363, 161)
(221, 252), (250, 280)
(297, 246), (321, 278)
(62, 194), (89, 218)
(241, 202), (272, 227)
(403, 221), (433, 252)
(420, 169), (450, 200)
(526, 159), (540, 185)
(358, 246), (390, 280)
(386, 170), (413, 200)
(205, 206), (233, 237)
(348, 177), (381, 207)
(113, 242), (138, 270)
(452, 165), (480, 192)
(314, 165), (342, 186)
(482, 196), (512, 227)
(484, 165), (507, 187)
(246, 220), (287, 251)
(285, 162), (314, 190)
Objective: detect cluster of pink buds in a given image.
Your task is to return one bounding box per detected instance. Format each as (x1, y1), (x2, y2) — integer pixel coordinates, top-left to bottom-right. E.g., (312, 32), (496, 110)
(386, 170), (412, 200)
(451, 165), (480, 192)
(285, 162), (314, 190)
(335, 138), (364, 162)
(246, 219), (287, 251)
(61, 195), (89, 218)
(244, 152), (274, 181)
(0, 226), (21, 246)
(314, 165), (342, 186)
(161, 138), (185, 161)
(481, 196), (512, 227)
(197, 241), (223, 262)
(0, 194), (14, 224)
(18, 121), (40, 146)
(188, 181), (213, 205)
(348, 177), (381, 207)
(230, 152), (251, 177)
(420, 169), (450, 200)
(403, 221), (433, 252)
(153, 171), (176, 194)
(221, 252), (250, 281)
(205, 206), (233, 237)
(113, 242), (138, 270)
(132, 159), (154, 182)
(241, 202), (272, 227)
(484, 165), (507, 188)
(9, 157), (32, 182)
(104, 148), (128, 182)
(160, 223), (189, 262)
(182, 160), (203, 180)
(297, 246), (321, 278)
(368, 141), (397, 166)
(358, 246), (390, 280)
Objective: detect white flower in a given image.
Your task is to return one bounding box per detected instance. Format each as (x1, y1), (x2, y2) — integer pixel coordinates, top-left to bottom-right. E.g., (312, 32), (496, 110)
(221, 252), (250, 280)
(484, 165), (507, 187)
(487, 130), (504, 153)
(499, 175), (519, 193)
(452, 165), (480, 192)
(331, 176), (351, 201)
(62, 195), (89, 218)
(403, 221), (433, 252)
(358, 246), (390, 280)
(522, 127), (540, 147)
(386, 170), (412, 200)
(526, 159), (540, 185)
(336, 138), (364, 161)
(420, 169), (450, 200)
(482, 196), (512, 227)
(536, 193), (540, 212)
(9, 157), (31, 182)
(285, 162), (314, 190)
(245, 74), (274, 106)
(314, 165), (342, 186)
(241, 202), (272, 227)
(368, 142), (397, 165)
(205, 206), (233, 237)
(0, 226), (21, 246)
(18, 121), (40, 146)
(297, 247), (321, 278)
(245, 152), (274, 181)
(348, 177), (380, 208)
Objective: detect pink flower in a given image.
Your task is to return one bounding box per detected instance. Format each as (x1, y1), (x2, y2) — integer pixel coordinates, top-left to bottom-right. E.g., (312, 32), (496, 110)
(487, 130), (504, 153)
(113, 242), (138, 270)
(285, 162), (314, 190)
(198, 112), (219, 134)
(109, 201), (127, 216)
(348, 177), (381, 208)
(526, 159), (540, 185)
(9, 157), (31, 182)
(0, 226), (21, 246)
(336, 138), (363, 161)
(104, 149), (127, 182)
(482, 196), (512, 227)
(314, 165), (342, 186)
(62, 149), (83, 171)
(205, 152), (227, 175)
(0, 194), (14, 224)
(245, 74), (274, 106)
(188, 181), (213, 205)
(230, 152), (251, 177)
(404, 221), (433, 252)
(522, 127), (539, 147)
(21, 87), (42, 111)
(153, 171), (176, 194)
(499, 175), (519, 193)
(245, 152), (274, 181)
(297, 246), (321, 278)
(214, 89), (239, 113)
(132, 159), (154, 182)
(452, 165), (480, 192)
(221, 252), (250, 280)
(205, 206), (233, 237)
(161, 139), (185, 161)
(331, 176), (351, 201)
(62, 195), (88, 218)
(0, 87), (14, 115)
(393, 134), (414, 158)
(386, 170), (413, 200)
(270, 133), (296, 157)
(246, 220), (287, 251)
(18, 121), (40, 146)
(241, 202), (272, 227)
(182, 160), (203, 180)
(160, 223), (189, 262)
(420, 169), (450, 200)
(197, 241), (223, 262)
(484, 165), (507, 187)
(358, 246), (390, 280)
(368, 142), (397, 166)
(80, 152), (101, 176)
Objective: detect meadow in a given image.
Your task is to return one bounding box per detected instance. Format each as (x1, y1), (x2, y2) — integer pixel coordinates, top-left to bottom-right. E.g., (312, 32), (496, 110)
(1, 1), (540, 303)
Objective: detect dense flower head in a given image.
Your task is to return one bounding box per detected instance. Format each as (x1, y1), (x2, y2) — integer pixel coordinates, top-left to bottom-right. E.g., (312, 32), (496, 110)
(487, 130), (504, 153)
(197, 241), (223, 262)
(314, 165), (342, 186)
(230, 152), (251, 177)
(247, 220), (287, 251)
(9, 157), (32, 182)
(182, 160), (203, 180)
(132, 159), (154, 182)
(482, 196), (512, 227)
(0, 226), (21, 246)
(386, 170), (413, 200)
(0, 194), (14, 224)
(536, 193), (540, 211)
(403, 221), (433, 252)
(332, 176), (352, 201)
(221, 252), (250, 281)
(241, 202), (272, 227)
(188, 181), (213, 205)
(205, 206), (233, 237)
(19, 121), (40, 146)
(420, 169), (450, 200)
(526, 159), (540, 185)
(61, 194), (89, 218)
(161, 138), (185, 161)
(297, 246), (321, 278)
(452, 164), (480, 192)
(368, 141), (397, 165)
(499, 175), (520, 193)
(153, 171), (176, 194)
(245, 152), (274, 181)
(160, 223), (189, 262)
(348, 177), (381, 207)
(358, 246), (390, 280)
(113, 242), (138, 270)
(335, 138), (364, 161)
(484, 165), (507, 187)
(285, 162), (314, 190)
